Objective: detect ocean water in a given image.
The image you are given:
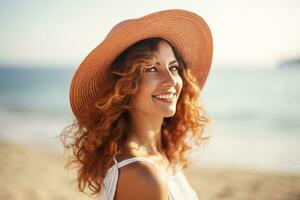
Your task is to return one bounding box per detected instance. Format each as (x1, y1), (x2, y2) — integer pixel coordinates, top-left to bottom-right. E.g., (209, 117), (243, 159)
(0, 66), (299, 174)
(196, 67), (300, 174)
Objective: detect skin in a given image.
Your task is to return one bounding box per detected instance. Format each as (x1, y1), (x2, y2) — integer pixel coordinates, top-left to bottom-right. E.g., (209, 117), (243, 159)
(115, 40), (183, 200)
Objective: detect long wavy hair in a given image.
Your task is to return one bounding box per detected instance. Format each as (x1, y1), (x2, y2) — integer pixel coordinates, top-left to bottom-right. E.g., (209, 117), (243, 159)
(59, 38), (209, 196)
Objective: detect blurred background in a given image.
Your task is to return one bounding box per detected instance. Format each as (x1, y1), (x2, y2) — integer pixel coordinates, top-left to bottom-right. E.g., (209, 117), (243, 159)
(0, 0), (300, 199)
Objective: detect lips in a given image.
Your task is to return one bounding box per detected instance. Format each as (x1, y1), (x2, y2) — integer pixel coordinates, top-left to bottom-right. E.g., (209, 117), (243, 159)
(151, 93), (176, 103)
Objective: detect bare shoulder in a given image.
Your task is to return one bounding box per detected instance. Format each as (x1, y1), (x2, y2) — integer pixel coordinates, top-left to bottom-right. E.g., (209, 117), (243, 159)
(115, 161), (169, 200)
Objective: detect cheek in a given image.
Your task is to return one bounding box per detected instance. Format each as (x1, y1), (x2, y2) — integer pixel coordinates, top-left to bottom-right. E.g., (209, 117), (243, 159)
(134, 79), (158, 101)
(140, 77), (160, 92)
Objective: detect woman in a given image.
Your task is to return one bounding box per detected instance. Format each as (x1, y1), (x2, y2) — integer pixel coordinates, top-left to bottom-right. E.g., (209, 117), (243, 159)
(60, 9), (213, 200)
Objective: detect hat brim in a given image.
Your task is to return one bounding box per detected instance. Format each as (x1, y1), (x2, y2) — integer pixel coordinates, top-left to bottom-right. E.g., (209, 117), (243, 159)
(70, 9), (213, 119)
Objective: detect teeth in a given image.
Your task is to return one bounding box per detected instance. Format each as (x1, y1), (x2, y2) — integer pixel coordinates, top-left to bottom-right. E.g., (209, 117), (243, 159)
(153, 93), (175, 100)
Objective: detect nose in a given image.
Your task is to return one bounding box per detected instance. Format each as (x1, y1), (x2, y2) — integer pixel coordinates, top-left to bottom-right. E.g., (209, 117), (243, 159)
(161, 70), (176, 87)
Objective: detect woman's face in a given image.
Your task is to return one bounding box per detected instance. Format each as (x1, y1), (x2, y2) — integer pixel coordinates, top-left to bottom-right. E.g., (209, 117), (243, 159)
(130, 40), (183, 118)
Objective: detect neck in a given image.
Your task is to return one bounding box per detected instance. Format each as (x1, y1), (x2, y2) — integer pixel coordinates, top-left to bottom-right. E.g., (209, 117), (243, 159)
(126, 111), (164, 156)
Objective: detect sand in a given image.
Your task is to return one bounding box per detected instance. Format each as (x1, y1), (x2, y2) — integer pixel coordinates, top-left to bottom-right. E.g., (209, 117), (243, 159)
(0, 140), (300, 200)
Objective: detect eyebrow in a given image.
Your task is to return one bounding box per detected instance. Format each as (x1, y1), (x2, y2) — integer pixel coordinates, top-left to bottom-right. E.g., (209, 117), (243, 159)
(155, 60), (178, 66)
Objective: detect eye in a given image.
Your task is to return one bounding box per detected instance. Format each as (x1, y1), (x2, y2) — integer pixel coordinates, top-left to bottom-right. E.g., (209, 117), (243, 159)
(169, 65), (179, 72)
(144, 66), (157, 72)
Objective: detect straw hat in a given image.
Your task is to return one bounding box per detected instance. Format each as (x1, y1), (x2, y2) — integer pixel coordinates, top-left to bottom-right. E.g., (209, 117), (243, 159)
(70, 9), (213, 119)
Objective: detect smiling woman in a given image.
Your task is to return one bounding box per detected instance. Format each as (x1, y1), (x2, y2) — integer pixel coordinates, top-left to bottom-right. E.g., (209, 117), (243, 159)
(59, 9), (213, 200)
(130, 40), (183, 118)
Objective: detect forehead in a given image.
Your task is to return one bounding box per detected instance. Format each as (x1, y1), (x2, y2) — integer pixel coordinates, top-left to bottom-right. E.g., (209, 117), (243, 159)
(152, 41), (177, 62)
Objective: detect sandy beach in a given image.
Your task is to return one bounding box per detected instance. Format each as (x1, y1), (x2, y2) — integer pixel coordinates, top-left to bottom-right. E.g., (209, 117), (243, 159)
(0, 140), (300, 200)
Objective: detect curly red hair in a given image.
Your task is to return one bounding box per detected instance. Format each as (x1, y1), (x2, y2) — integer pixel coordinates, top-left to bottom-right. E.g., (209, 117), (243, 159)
(59, 38), (209, 196)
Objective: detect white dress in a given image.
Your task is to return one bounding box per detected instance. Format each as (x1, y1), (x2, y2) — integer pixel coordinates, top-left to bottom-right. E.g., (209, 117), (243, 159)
(98, 156), (199, 200)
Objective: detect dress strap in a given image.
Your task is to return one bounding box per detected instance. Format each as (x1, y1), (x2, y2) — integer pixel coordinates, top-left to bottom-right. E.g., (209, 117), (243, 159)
(114, 156), (160, 170)
(113, 157), (118, 165)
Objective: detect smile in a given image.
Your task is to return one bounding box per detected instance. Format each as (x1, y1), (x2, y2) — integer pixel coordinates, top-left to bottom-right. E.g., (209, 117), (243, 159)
(152, 93), (176, 103)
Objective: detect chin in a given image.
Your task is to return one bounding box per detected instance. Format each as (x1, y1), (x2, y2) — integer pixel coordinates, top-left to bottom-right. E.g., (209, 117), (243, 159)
(164, 113), (176, 118)
(161, 109), (176, 117)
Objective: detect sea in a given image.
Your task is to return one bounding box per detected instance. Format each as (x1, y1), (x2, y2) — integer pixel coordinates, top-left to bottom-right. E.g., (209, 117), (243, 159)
(0, 66), (299, 175)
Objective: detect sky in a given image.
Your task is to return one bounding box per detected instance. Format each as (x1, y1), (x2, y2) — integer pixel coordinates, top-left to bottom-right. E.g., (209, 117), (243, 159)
(0, 0), (300, 68)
